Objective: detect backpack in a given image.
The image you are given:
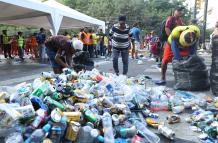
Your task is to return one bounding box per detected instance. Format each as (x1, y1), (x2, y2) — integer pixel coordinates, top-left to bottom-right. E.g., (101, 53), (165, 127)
(158, 16), (176, 42)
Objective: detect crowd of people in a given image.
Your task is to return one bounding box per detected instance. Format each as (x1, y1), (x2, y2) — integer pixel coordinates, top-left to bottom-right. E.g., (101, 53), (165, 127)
(0, 28), (46, 62)
(1, 6), (217, 84)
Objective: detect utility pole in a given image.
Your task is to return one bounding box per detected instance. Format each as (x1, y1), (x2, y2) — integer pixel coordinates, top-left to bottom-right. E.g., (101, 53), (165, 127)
(194, 0), (197, 19)
(202, 0), (208, 50)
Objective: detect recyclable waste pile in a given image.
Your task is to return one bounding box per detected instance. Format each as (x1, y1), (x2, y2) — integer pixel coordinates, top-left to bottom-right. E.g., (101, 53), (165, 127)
(0, 68), (217, 143)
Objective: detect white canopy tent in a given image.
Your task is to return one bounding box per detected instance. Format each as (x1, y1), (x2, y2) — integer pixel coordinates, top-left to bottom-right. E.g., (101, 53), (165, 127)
(0, 0), (105, 35)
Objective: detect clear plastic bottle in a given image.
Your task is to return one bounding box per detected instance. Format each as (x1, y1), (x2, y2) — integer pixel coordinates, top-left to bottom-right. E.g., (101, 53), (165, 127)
(132, 120), (160, 143)
(5, 132), (23, 143)
(102, 112), (114, 143)
(76, 122), (94, 143)
(24, 123), (51, 143)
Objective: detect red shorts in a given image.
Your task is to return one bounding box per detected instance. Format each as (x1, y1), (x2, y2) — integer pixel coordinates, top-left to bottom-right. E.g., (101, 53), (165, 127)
(162, 42), (189, 65)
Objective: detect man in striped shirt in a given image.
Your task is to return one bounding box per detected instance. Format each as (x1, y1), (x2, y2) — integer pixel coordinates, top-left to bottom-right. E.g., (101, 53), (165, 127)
(111, 15), (131, 75)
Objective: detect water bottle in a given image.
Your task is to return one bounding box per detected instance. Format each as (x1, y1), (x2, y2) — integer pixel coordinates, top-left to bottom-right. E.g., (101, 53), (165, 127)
(5, 132), (23, 143)
(49, 126), (62, 143)
(31, 108), (47, 128)
(102, 112), (114, 143)
(76, 122), (93, 143)
(132, 120), (160, 143)
(25, 123), (51, 143)
(30, 82), (49, 97)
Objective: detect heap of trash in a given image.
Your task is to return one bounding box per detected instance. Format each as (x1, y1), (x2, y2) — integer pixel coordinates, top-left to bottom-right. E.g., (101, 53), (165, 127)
(0, 68), (217, 143)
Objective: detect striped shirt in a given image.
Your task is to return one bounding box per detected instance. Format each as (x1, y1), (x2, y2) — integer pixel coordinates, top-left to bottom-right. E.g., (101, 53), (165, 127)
(111, 23), (130, 50)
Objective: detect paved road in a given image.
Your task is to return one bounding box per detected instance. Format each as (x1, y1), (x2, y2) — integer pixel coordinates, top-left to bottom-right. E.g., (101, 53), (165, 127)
(0, 50), (213, 142)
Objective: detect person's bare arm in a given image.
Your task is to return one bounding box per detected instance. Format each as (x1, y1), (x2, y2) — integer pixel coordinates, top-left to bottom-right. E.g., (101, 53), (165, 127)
(165, 27), (171, 36)
(55, 49), (68, 68)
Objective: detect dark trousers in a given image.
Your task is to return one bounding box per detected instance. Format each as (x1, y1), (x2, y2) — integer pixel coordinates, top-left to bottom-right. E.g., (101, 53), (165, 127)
(18, 47), (24, 60)
(93, 44), (98, 58)
(113, 48), (129, 75)
(3, 44), (12, 58)
(88, 44), (94, 58)
(100, 44), (105, 56)
(83, 44), (88, 51)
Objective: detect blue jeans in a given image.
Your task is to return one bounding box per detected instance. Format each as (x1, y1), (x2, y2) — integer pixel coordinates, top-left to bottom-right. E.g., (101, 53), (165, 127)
(39, 44), (46, 62)
(46, 48), (61, 68)
(171, 40), (196, 60)
(113, 48), (129, 75)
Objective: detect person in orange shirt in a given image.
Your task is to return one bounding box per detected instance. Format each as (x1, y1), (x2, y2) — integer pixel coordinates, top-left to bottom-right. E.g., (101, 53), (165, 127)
(11, 35), (18, 56)
(31, 33), (38, 59)
(87, 29), (94, 58)
(25, 35), (32, 55)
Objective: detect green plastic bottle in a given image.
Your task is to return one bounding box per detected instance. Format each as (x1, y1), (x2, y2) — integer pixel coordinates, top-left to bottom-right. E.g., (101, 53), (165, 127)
(204, 126), (217, 138)
(30, 82), (49, 97)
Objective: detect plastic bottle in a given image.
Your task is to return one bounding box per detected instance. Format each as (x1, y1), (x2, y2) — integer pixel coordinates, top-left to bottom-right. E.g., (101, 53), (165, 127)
(132, 120), (160, 143)
(150, 101), (169, 112)
(25, 123), (51, 143)
(102, 112), (114, 143)
(31, 108), (47, 128)
(5, 132), (23, 143)
(76, 122), (93, 143)
(30, 82), (49, 97)
(50, 126), (62, 143)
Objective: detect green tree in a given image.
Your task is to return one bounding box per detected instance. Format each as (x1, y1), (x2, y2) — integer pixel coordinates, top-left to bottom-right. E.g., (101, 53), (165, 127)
(59, 0), (192, 34)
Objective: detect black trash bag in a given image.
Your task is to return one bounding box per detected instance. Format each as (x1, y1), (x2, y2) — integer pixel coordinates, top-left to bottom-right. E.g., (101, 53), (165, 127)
(73, 51), (94, 72)
(173, 55), (210, 91)
(210, 35), (218, 96)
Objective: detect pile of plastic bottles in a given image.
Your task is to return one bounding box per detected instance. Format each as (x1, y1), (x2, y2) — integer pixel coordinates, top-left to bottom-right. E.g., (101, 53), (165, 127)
(0, 68), (218, 143)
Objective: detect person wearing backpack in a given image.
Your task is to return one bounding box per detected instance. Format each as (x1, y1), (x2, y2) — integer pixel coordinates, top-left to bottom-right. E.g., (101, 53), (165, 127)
(156, 7), (184, 85)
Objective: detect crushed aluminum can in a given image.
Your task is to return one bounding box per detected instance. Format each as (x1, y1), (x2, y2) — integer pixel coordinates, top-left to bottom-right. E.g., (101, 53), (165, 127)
(65, 121), (81, 141)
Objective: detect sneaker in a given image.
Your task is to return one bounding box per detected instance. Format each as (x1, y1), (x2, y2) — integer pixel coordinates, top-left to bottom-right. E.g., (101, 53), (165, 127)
(154, 80), (166, 85)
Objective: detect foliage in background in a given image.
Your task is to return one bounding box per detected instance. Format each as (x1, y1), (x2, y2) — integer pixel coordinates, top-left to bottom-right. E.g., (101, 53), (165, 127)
(59, 0), (192, 35)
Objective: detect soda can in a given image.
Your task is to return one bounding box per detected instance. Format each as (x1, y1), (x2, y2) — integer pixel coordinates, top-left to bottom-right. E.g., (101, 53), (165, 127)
(51, 108), (62, 123)
(44, 96), (65, 111)
(65, 121), (81, 141)
(119, 126), (137, 138)
(158, 125), (175, 140)
(63, 112), (81, 122)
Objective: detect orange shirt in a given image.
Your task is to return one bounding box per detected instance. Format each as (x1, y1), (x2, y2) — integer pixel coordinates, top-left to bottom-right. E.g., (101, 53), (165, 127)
(31, 36), (38, 46)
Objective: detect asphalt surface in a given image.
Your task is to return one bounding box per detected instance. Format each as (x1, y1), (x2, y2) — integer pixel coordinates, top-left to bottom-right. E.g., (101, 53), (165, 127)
(0, 50), (213, 143)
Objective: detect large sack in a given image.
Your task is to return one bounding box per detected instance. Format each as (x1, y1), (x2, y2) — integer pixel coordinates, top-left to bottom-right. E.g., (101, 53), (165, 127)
(210, 35), (218, 96)
(173, 55), (210, 91)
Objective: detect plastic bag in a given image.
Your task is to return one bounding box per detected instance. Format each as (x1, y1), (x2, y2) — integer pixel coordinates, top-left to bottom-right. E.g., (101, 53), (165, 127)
(172, 55), (210, 91)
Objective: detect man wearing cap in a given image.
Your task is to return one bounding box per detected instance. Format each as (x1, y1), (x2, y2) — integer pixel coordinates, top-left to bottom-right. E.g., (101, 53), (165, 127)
(45, 35), (83, 74)
(156, 25), (200, 85)
(111, 15), (131, 75)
